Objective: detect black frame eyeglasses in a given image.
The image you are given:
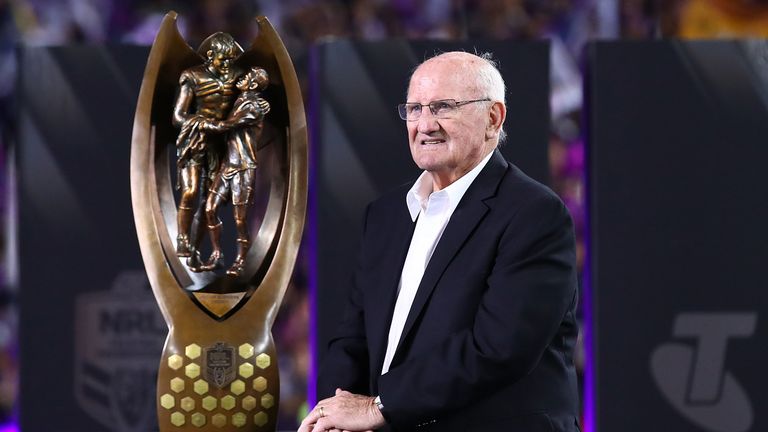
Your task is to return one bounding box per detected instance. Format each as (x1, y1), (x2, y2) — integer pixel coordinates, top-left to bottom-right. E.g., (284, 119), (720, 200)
(397, 98), (491, 121)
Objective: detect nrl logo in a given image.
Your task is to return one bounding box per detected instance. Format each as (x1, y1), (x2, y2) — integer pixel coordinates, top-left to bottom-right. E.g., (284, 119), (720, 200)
(205, 342), (237, 388)
(74, 271), (165, 432)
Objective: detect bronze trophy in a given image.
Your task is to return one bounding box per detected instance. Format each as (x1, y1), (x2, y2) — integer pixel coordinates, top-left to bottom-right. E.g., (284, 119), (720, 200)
(130, 12), (306, 431)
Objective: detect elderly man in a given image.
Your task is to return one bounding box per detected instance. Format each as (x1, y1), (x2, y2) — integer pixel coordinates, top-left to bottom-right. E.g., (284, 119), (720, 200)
(301, 51), (580, 432)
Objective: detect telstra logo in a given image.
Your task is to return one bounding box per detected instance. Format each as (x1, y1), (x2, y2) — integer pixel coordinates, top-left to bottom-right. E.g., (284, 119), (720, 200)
(650, 313), (756, 432)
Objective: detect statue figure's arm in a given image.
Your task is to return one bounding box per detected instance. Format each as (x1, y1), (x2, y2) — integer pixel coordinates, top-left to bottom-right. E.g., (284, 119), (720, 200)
(215, 99), (270, 130)
(173, 73), (196, 127)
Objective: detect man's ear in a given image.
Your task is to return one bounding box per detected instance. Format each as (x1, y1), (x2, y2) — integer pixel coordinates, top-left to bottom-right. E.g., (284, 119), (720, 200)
(206, 49), (214, 60)
(486, 101), (506, 140)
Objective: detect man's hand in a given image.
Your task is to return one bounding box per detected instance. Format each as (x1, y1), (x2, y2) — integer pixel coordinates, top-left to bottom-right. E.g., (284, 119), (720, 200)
(257, 98), (271, 115)
(199, 118), (227, 133)
(298, 389), (385, 432)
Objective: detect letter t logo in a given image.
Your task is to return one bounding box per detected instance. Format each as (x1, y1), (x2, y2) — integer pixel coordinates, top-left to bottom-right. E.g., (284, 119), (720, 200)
(651, 312), (756, 432)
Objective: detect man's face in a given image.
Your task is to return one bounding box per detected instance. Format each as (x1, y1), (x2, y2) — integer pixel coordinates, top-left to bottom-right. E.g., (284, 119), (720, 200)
(406, 59), (493, 187)
(237, 70), (267, 91)
(209, 49), (235, 76)
(236, 73), (251, 91)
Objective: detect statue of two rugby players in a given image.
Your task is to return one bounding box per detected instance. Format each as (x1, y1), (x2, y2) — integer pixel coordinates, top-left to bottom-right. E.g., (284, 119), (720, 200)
(173, 32), (269, 277)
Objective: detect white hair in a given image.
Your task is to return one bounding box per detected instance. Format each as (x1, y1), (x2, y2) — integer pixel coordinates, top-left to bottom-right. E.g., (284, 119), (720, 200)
(475, 52), (507, 143)
(414, 51), (508, 143)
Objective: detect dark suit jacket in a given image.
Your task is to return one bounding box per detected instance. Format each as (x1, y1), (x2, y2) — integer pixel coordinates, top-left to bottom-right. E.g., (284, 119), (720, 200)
(319, 151), (581, 432)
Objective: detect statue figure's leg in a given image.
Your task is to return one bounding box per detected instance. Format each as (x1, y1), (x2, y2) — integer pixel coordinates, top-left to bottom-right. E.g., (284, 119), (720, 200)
(227, 205), (250, 277)
(186, 149), (224, 271)
(227, 170), (255, 276)
(191, 172), (211, 250)
(203, 181), (226, 271)
(176, 163), (200, 257)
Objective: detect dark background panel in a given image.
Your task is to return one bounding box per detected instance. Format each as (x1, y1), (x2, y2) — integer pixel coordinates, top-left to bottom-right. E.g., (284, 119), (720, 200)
(313, 40), (551, 385)
(17, 46), (161, 432)
(588, 40), (768, 432)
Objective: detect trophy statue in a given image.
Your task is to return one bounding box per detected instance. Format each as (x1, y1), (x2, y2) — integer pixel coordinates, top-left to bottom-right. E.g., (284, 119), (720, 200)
(130, 12), (307, 431)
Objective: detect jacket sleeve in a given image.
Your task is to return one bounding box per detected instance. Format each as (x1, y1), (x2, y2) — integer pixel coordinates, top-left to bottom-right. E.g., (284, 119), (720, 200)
(317, 204), (373, 399)
(377, 193), (578, 429)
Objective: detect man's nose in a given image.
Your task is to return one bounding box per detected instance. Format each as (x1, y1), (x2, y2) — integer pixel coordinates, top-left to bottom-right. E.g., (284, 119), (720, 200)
(417, 109), (440, 134)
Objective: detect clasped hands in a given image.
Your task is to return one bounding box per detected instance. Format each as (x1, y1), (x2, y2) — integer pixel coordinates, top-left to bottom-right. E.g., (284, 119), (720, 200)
(298, 388), (386, 432)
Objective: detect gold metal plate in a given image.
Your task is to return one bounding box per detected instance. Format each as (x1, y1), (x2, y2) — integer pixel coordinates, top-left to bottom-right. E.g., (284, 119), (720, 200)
(239, 363), (254, 378)
(192, 293), (247, 318)
(191, 412), (206, 427)
(231, 379), (245, 395)
(238, 343), (254, 359)
(253, 376), (267, 392)
(170, 412), (185, 426)
(168, 354), (183, 370)
(194, 379), (209, 395)
(202, 395), (218, 411)
(232, 412), (247, 427)
(161, 394), (175, 410)
(261, 393), (274, 409)
(242, 395), (257, 411)
(186, 344), (201, 359)
(253, 412), (268, 427)
(221, 395), (236, 410)
(170, 377), (185, 393)
(255, 353), (270, 369)
(181, 396), (195, 412)
(185, 363), (201, 379)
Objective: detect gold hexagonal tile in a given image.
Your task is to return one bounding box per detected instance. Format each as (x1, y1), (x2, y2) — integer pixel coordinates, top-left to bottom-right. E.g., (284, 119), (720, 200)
(191, 412), (206, 427)
(170, 412), (185, 426)
(194, 379), (209, 395)
(238, 363), (254, 379)
(186, 343), (201, 359)
(253, 411), (268, 427)
(181, 396), (195, 412)
(253, 376), (267, 392)
(170, 377), (185, 393)
(255, 353), (271, 369)
(232, 412), (247, 427)
(185, 363), (201, 379)
(212, 413), (227, 428)
(238, 343), (254, 359)
(261, 393), (274, 409)
(242, 395), (257, 411)
(202, 395), (218, 411)
(160, 393), (175, 410)
(168, 354), (183, 370)
(230, 379), (245, 395)
(221, 395), (236, 410)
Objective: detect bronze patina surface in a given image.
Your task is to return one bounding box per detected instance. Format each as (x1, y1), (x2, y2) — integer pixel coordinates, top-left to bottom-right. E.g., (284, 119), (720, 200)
(130, 11), (306, 431)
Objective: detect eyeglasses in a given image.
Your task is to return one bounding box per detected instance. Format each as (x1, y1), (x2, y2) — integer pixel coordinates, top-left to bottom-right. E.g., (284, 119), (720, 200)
(397, 98), (491, 121)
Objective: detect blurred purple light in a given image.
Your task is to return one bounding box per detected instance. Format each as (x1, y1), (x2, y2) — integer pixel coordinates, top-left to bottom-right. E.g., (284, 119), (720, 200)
(583, 93), (595, 431)
(582, 255), (595, 432)
(306, 45), (321, 408)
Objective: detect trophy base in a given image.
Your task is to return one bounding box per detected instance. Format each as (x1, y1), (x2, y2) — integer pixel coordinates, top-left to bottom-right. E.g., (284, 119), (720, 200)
(156, 331), (279, 431)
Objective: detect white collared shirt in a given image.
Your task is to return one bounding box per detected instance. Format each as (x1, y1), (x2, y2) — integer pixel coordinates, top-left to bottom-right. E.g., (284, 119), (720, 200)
(381, 151), (495, 374)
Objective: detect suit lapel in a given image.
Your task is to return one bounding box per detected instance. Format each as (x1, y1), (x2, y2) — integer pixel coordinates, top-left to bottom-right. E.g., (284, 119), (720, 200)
(367, 198), (416, 379)
(392, 151), (509, 364)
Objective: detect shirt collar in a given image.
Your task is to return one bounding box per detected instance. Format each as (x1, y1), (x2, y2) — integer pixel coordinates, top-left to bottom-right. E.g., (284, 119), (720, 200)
(405, 150), (495, 221)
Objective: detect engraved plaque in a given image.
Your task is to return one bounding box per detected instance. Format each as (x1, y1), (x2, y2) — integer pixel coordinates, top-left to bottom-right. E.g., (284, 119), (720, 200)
(204, 342), (236, 388)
